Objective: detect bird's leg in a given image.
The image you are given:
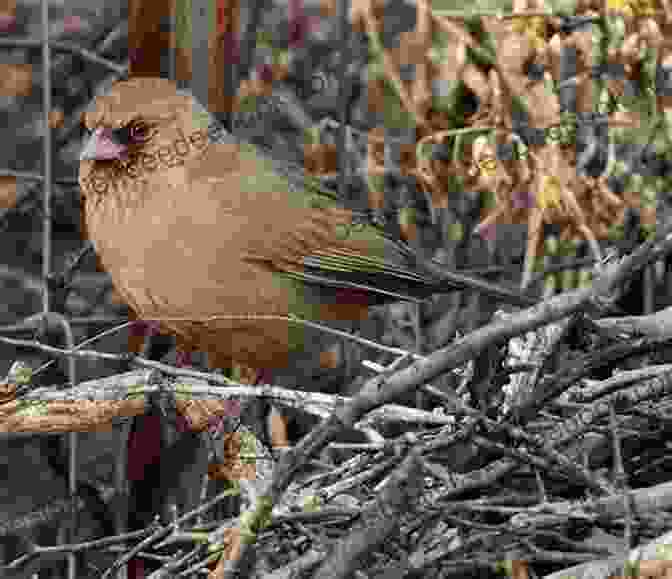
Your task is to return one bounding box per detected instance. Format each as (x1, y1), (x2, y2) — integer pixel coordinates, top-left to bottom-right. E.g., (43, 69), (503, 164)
(124, 326), (201, 577)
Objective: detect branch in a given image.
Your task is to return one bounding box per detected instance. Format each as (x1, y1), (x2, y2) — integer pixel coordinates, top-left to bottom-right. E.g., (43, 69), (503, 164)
(224, 225), (672, 576)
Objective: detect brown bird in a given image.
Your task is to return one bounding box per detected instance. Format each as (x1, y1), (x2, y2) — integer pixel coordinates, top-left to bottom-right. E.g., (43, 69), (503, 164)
(79, 77), (535, 374)
(79, 79), (538, 577)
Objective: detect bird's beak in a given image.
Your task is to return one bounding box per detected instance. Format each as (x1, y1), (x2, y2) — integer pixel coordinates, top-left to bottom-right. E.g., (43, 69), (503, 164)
(79, 127), (128, 161)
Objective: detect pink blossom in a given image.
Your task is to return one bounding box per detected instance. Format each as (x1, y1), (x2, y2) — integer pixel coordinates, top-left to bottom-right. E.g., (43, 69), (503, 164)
(476, 221), (497, 241)
(288, 0), (321, 48)
(512, 189), (535, 210)
(175, 350), (193, 368)
(175, 413), (191, 432)
(206, 401), (242, 436)
(256, 62), (274, 83)
(224, 399), (241, 417)
(63, 15), (87, 34)
(0, 14), (16, 33)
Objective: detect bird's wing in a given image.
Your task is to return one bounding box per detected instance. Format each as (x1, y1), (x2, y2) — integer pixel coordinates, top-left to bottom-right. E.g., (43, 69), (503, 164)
(181, 92), (536, 307)
(242, 144), (537, 308)
(186, 140), (444, 304)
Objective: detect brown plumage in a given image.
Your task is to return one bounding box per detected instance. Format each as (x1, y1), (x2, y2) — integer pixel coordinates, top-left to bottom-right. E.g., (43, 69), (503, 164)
(80, 78), (537, 376)
(80, 78), (535, 376)
(80, 78), (365, 370)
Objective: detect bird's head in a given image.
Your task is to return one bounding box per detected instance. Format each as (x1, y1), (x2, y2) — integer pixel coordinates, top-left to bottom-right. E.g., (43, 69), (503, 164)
(79, 77), (212, 205)
(79, 77), (191, 160)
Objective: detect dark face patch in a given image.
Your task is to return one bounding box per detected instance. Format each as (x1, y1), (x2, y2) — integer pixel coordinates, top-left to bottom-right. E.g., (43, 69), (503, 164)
(109, 119), (159, 148)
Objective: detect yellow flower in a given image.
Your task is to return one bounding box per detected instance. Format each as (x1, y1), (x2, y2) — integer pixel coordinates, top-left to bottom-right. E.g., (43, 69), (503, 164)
(512, 16), (547, 53)
(607, 0), (632, 13)
(538, 175), (563, 211)
(478, 156), (498, 177)
(607, 0), (656, 16)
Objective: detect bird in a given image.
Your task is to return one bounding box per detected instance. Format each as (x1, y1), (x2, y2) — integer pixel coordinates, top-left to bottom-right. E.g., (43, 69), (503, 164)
(79, 77), (535, 372)
(78, 75), (541, 429)
(79, 76), (538, 576)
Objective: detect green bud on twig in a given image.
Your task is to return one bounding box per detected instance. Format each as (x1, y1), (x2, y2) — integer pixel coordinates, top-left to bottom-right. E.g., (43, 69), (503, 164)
(447, 220), (464, 242)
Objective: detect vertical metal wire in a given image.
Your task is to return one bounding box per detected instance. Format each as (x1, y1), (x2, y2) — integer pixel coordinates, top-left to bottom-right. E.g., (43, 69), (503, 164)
(42, 314), (78, 578)
(169, 0), (176, 82)
(336, 0), (351, 200)
(66, 365), (77, 578)
(191, 0), (209, 114)
(40, 0), (51, 315)
(239, 1), (263, 86)
(39, 1), (78, 578)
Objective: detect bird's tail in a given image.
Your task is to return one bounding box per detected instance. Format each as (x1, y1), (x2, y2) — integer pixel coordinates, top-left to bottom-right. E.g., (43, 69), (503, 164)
(427, 269), (539, 308)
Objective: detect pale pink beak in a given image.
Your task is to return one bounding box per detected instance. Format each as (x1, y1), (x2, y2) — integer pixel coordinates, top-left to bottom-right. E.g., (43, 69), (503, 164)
(79, 127), (128, 161)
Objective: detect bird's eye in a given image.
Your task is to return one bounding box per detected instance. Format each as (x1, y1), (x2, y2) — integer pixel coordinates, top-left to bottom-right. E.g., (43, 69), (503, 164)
(128, 121), (155, 143)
